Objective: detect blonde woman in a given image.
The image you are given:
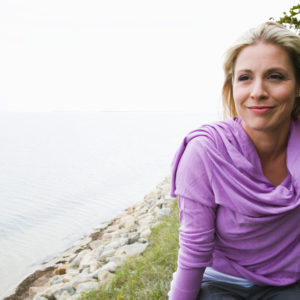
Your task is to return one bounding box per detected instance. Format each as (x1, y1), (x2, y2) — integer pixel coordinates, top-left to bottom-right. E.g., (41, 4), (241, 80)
(169, 22), (300, 300)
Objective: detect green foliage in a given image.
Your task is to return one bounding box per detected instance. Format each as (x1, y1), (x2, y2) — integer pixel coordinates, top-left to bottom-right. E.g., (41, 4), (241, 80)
(276, 4), (300, 32)
(81, 200), (179, 300)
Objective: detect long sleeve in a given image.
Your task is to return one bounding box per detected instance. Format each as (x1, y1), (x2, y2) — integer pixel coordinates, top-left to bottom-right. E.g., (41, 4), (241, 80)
(168, 266), (205, 300)
(169, 137), (217, 299)
(169, 196), (216, 299)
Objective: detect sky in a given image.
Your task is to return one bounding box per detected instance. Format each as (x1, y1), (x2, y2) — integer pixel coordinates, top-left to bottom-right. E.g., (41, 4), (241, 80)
(0, 0), (299, 113)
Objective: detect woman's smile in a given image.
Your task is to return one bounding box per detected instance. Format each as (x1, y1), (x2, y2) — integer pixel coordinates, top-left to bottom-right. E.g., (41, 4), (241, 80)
(247, 106), (275, 114)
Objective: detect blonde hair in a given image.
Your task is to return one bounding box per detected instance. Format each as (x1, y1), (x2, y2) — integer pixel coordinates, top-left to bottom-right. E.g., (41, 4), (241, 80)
(222, 22), (300, 118)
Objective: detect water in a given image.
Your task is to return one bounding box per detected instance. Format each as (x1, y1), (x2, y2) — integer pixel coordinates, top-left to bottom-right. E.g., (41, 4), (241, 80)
(0, 111), (217, 298)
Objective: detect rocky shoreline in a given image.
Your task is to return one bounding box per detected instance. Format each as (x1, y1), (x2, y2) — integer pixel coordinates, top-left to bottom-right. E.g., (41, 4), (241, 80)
(4, 177), (174, 300)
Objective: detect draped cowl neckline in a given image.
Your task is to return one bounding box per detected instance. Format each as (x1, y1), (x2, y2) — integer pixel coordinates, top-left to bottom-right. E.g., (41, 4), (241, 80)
(171, 117), (300, 217)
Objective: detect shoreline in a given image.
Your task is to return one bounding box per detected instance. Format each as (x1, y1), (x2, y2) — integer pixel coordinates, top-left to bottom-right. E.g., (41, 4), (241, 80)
(4, 176), (173, 300)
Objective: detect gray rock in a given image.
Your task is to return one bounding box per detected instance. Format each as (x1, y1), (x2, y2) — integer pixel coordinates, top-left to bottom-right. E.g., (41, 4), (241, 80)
(158, 207), (171, 218)
(98, 269), (115, 286)
(138, 215), (154, 228)
(127, 233), (140, 244)
(79, 252), (99, 272)
(71, 275), (97, 289)
(101, 261), (118, 272)
(93, 245), (104, 258)
(35, 283), (75, 299)
(89, 240), (102, 250)
(33, 294), (48, 300)
(115, 242), (149, 257)
(106, 239), (121, 250)
(50, 275), (65, 285)
(76, 282), (99, 294)
(119, 215), (136, 229)
(53, 283), (75, 297)
(140, 228), (151, 238)
(97, 248), (115, 261)
(70, 250), (91, 268)
(138, 237), (148, 244)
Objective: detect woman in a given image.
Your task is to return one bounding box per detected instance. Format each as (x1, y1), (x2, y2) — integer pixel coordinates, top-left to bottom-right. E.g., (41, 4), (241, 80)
(169, 22), (300, 300)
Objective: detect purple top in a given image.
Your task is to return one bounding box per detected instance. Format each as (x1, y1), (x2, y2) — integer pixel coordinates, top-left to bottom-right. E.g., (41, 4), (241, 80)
(169, 118), (300, 300)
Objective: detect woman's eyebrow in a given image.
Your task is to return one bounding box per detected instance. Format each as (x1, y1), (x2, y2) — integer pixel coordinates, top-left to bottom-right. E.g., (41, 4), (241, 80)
(265, 67), (287, 73)
(235, 69), (252, 73)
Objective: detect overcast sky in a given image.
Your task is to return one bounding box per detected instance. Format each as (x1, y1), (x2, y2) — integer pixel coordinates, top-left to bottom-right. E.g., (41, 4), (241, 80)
(0, 0), (298, 113)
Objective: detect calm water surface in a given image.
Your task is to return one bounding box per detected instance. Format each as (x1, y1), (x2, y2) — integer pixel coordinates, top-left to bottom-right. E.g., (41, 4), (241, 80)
(0, 111), (218, 298)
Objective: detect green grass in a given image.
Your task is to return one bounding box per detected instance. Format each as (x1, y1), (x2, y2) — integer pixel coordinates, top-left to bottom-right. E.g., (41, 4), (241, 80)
(81, 199), (179, 300)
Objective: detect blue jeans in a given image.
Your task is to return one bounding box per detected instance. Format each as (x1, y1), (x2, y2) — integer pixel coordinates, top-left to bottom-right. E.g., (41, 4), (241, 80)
(197, 281), (300, 300)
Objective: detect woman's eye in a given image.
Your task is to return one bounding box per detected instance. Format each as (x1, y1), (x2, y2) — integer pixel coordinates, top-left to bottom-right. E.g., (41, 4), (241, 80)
(238, 75), (250, 81)
(268, 73), (284, 80)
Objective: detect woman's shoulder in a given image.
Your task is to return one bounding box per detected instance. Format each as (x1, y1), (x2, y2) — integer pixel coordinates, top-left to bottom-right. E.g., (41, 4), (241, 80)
(183, 118), (241, 149)
(172, 119), (237, 177)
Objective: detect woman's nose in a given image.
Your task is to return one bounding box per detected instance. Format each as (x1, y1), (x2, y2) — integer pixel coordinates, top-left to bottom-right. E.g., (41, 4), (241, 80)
(250, 79), (268, 100)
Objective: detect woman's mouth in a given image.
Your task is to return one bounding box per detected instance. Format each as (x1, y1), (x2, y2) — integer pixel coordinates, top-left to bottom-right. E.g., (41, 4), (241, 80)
(248, 106), (275, 114)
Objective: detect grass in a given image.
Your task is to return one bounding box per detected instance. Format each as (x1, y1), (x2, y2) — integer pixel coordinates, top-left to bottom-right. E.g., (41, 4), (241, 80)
(81, 199), (179, 300)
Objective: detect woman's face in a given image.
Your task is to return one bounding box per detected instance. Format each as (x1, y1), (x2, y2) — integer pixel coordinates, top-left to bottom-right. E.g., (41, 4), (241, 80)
(232, 42), (299, 135)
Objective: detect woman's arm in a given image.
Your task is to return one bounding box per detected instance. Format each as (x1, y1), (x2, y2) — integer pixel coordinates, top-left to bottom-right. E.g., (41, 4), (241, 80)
(169, 137), (217, 299)
(169, 266), (205, 299)
(169, 196), (216, 300)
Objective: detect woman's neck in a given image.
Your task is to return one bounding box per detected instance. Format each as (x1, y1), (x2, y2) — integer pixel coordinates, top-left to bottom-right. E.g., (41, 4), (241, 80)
(241, 120), (291, 186)
(241, 120), (290, 160)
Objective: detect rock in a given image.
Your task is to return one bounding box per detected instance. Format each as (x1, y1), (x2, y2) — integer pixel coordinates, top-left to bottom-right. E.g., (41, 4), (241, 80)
(101, 261), (118, 272)
(70, 250), (91, 268)
(127, 233), (140, 244)
(138, 215), (154, 228)
(89, 267), (102, 280)
(56, 290), (74, 300)
(115, 242), (149, 257)
(106, 224), (119, 233)
(106, 239), (121, 250)
(140, 228), (152, 238)
(110, 230), (122, 239)
(50, 275), (65, 285)
(29, 286), (46, 298)
(76, 282), (99, 294)
(119, 237), (129, 246)
(71, 275), (97, 289)
(138, 237), (148, 244)
(79, 252), (99, 272)
(93, 245), (104, 258)
(102, 232), (113, 240)
(53, 283), (75, 298)
(89, 240), (102, 250)
(97, 248), (115, 262)
(35, 283), (75, 299)
(62, 251), (77, 261)
(66, 268), (79, 277)
(33, 294), (48, 300)
(106, 255), (125, 266)
(55, 264), (68, 275)
(98, 270), (115, 286)
(158, 207), (171, 218)
(119, 215), (136, 229)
